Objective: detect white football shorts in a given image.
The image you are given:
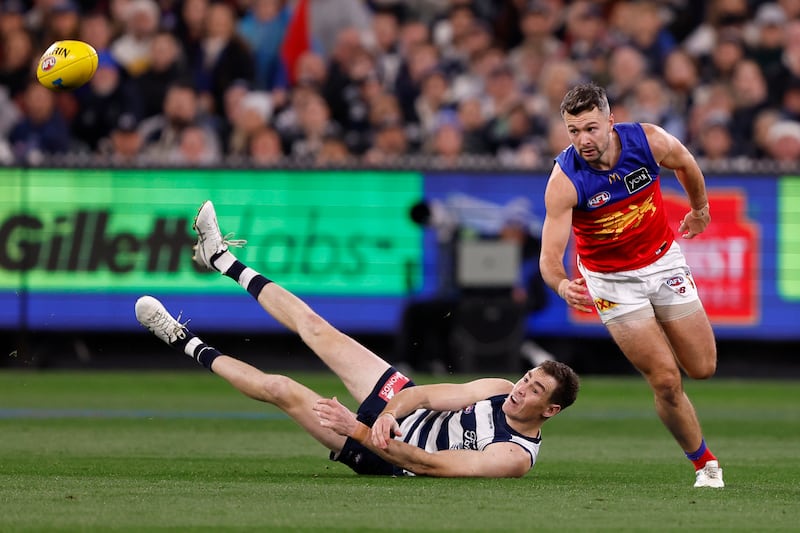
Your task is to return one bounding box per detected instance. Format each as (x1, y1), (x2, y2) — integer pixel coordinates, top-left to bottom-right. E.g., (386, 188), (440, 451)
(577, 241), (703, 325)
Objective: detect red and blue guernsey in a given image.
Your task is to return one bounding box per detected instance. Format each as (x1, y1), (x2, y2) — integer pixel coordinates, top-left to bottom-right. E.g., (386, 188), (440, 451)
(555, 122), (674, 273)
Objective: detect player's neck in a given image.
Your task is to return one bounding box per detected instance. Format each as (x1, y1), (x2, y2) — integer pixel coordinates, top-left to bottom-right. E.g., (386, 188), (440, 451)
(506, 415), (542, 439)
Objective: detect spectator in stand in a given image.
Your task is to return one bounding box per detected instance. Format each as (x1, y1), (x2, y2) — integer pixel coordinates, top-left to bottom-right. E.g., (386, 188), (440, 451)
(687, 82), (736, 149)
(309, 0), (372, 59)
(662, 49), (701, 121)
(191, 2), (254, 118)
(605, 45), (648, 106)
(0, 28), (34, 98)
(363, 118), (410, 165)
(491, 102), (542, 168)
(110, 0), (161, 77)
(8, 81), (72, 162)
(0, 84), (20, 141)
(97, 112), (145, 165)
(370, 8), (403, 92)
(168, 122), (222, 166)
(729, 59), (770, 157)
(73, 52), (143, 152)
(481, 63), (522, 125)
(226, 90), (273, 157)
(78, 12), (114, 60)
(770, 20), (800, 110)
(248, 126), (284, 165)
(563, 0), (611, 79)
(629, 76), (686, 142)
(322, 26), (368, 127)
(748, 3), (787, 104)
(699, 28), (746, 84)
(456, 96), (490, 154)
(395, 42), (441, 123)
(780, 78), (800, 122)
(286, 90), (342, 160)
(426, 112), (464, 167)
(293, 50), (327, 91)
(316, 136), (352, 166)
(752, 108), (781, 159)
(174, 0), (208, 72)
(0, 0), (25, 39)
(236, 0), (289, 91)
(508, 1), (565, 88)
(135, 31), (189, 120)
(621, 1), (676, 74)
(450, 45), (505, 101)
(42, 0), (80, 46)
(415, 68), (455, 141)
(764, 120), (800, 163)
(695, 112), (735, 163)
(139, 81), (219, 161)
(683, 0), (750, 60)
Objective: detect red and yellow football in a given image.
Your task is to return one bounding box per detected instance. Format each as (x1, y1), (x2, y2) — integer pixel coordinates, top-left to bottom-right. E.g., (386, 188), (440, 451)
(36, 40), (98, 91)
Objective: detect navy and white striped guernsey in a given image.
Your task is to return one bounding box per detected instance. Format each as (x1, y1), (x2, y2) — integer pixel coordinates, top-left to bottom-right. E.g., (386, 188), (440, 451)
(397, 394), (542, 474)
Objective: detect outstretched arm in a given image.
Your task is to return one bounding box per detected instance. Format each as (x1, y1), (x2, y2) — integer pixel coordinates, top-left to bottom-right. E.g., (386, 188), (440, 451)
(312, 397), (530, 478)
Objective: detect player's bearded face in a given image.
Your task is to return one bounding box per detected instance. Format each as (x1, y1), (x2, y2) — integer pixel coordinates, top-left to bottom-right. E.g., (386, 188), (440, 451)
(563, 108), (612, 163)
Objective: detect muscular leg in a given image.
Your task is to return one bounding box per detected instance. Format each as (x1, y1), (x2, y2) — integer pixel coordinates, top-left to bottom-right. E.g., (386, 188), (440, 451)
(606, 317), (705, 452)
(210, 355), (348, 452)
(254, 282), (392, 405)
(659, 309), (717, 379)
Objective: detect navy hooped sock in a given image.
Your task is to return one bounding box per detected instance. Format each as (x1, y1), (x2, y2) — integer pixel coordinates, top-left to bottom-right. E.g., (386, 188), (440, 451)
(221, 259), (272, 300)
(182, 334), (222, 371)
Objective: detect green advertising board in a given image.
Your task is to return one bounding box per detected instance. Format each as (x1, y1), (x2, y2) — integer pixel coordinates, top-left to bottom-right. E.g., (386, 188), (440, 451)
(778, 176), (800, 300)
(0, 168), (423, 295)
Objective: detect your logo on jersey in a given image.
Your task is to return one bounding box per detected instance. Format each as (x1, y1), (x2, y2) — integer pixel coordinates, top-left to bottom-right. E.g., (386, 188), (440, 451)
(587, 191), (611, 208)
(624, 167), (653, 194)
(378, 371), (410, 401)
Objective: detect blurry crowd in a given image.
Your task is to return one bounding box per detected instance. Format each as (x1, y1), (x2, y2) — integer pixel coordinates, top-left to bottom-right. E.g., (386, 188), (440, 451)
(1, 0), (800, 168)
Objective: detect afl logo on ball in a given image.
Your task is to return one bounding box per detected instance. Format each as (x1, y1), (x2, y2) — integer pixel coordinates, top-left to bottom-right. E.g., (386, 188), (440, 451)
(587, 191), (611, 208)
(41, 56), (57, 71)
(666, 275), (684, 287)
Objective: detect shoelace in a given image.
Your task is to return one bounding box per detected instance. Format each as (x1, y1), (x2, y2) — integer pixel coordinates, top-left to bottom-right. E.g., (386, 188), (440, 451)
(221, 232), (247, 248)
(148, 310), (190, 341)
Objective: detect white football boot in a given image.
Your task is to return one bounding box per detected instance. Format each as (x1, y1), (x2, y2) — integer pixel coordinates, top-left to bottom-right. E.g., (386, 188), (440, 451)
(191, 200), (246, 271)
(693, 460), (725, 488)
(135, 295), (189, 347)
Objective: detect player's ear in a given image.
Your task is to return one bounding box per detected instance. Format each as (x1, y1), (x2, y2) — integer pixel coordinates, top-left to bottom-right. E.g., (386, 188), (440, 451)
(543, 403), (562, 419)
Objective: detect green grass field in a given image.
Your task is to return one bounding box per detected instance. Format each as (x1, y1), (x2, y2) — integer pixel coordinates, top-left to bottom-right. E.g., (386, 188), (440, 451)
(1, 370), (798, 532)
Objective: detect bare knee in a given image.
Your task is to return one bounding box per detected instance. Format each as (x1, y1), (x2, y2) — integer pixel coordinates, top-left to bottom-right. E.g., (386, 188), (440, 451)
(297, 311), (337, 344)
(257, 373), (298, 408)
(647, 373), (685, 408)
(681, 346), (717, 380)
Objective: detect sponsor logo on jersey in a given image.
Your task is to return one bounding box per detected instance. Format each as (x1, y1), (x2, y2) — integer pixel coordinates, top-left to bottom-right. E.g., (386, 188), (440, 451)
(594, 298), (617, 312)
(666, 275), (684, 287)
(624, 167), (652, 194)
(463, 429), (478, 450)
(41, 56), (56, 71)
(378, 371), (410, 401)
(587, 191), (611, 208)
(608, 173), (621, 184)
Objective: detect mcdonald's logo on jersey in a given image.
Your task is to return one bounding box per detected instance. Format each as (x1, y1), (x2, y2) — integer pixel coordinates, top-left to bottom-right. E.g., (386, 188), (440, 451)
(608, 173), (621, 184)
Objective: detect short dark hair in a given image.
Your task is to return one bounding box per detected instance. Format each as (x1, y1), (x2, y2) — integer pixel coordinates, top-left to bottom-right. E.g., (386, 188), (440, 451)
(560, 82), (610, 118)
(540, 360), (580, 410)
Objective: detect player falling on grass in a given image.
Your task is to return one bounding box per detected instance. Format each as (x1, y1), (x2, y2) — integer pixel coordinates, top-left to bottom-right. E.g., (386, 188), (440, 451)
(135, 200), (580, 478)
(540, 82), (724, 488)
